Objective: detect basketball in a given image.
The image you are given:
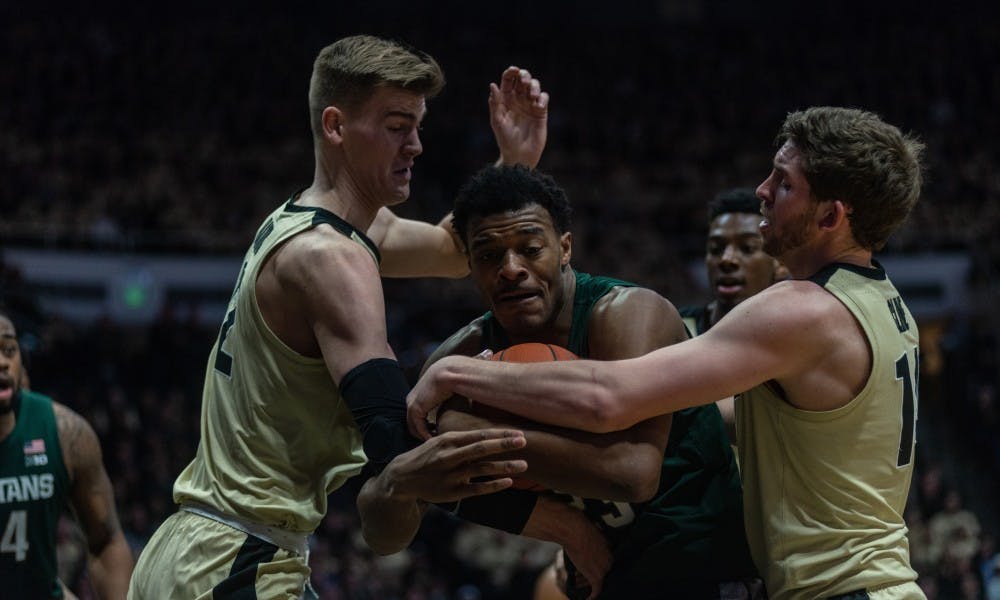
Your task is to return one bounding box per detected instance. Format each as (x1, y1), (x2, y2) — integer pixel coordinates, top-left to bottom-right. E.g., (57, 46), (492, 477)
(491, 342), (578, 363)
(491, 343), (577, 490)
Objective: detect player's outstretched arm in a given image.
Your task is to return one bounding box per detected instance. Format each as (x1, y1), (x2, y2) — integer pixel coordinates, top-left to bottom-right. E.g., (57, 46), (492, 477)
(55, 403), (133, 600)
(356, 429), (527, 555)
(490, 66), (549, 169)
(410, 282), (827, 435)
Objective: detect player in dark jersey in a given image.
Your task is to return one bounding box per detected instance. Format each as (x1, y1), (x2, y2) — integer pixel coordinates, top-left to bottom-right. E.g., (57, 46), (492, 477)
(0, 308), (133, 598)
(680, 187), (787, 338)
(424, 165), (760, 599)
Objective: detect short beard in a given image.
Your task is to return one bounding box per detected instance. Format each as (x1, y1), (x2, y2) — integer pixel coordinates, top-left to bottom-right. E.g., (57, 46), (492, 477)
(0, 390), (18, 415)
(763, 205), (816, 257)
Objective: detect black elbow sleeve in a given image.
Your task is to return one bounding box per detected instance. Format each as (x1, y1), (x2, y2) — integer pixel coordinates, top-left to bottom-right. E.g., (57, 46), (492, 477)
(340, 358), (418, 469)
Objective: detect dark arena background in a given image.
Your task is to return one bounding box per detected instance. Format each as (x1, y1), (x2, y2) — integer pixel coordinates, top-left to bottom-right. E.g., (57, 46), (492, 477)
(2, 1), (998, 598)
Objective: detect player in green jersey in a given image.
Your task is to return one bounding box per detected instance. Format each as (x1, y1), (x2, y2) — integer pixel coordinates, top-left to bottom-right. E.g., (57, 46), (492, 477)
(0, 309), (133, 598)
(411, 107), (928, 599)
(680, 187), (787, 339)
(423, 165), (760, 599)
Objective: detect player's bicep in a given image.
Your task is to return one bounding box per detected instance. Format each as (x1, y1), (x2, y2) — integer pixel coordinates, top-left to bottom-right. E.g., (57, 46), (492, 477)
(621, 283), (832, 417)
(290, 240), (395, 382)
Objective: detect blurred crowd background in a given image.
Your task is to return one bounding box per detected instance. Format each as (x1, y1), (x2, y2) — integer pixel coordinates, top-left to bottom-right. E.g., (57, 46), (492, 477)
(2, 1), (998, 598)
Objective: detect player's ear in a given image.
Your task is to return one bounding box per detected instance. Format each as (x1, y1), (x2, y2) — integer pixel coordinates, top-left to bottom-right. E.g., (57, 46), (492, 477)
(560, 232), (572, 267)
(818, 199), (849, 231)
(322, 106), (345, 144)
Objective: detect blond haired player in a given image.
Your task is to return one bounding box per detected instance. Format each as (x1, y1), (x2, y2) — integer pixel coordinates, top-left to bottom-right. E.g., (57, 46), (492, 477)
(130, 35), (557, 599)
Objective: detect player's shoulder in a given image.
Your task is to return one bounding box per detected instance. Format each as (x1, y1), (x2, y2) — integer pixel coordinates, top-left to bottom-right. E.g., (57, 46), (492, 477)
(51, 401), (100, 477)
(275, 223), (381, 287)
(51, 401), (96, 438)
(425, 319), (487, 371)
(726, 278), (850, 334)
(593, 285), (680, 321)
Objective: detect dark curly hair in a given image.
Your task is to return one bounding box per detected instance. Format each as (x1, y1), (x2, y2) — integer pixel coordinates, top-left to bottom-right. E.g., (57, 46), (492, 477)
(708, 187), (760, 222)
(452, 165), (572, 246)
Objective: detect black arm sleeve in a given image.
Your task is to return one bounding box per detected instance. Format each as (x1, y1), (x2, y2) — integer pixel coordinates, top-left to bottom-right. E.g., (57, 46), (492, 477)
(340, 358), (418, 469)
(341, 357), (536, 533)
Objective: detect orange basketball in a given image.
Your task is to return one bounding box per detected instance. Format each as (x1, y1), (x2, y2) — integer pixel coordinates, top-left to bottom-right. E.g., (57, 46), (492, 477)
(491, 342), (578, 363)
(491, 342), (577, 491)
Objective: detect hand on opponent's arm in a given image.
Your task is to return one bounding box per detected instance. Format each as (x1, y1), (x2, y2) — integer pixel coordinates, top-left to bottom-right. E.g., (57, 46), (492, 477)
(357, 429), (527, 555)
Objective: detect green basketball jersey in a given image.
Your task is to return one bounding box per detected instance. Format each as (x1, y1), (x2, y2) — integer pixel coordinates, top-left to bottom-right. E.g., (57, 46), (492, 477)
(173, 196), (372, 533)
(679, 303), (712, 338)
(735, 261), (920, 599)
(481, 271), (756, 597)
(0, 390), (70, 599)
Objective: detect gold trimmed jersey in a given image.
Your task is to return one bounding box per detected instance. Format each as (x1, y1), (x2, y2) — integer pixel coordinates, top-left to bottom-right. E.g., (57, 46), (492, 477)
(736, 261), (920, 599)
(173, 196), (375, 534)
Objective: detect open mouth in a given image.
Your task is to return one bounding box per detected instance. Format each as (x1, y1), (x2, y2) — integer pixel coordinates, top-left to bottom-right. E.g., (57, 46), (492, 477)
(715, 278), (745, 295)
(0, 378), (13, 401)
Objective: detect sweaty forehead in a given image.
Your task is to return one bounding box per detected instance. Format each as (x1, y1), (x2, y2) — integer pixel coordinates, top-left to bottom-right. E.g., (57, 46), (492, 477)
(469, 206), (555, 243)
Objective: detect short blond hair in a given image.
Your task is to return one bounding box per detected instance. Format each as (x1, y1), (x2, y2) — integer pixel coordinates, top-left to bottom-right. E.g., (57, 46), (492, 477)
(308, 35), (445, 138)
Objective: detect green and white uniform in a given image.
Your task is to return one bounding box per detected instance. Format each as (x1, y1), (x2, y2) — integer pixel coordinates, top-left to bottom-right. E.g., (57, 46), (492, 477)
(480, 271), (757, 599)
(0, 390), (70, 599)
(736, 262), (922, 599)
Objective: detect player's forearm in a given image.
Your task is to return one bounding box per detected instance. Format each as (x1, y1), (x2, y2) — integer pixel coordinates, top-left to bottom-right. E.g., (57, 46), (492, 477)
(439, 357), (625, 433)
(357, 473), (425, 555)
(89, 533), (133, 599)
(437, 407), (657, 501)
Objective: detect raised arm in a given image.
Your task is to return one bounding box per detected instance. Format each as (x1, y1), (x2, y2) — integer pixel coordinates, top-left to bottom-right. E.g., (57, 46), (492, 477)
(409, 280), (843, 435)
(490, 66), (549, 168)
(367, 66), (549, 280)
(56, 403), (133, 599)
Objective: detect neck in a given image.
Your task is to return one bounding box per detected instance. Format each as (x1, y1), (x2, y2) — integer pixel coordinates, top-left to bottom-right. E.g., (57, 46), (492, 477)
(781, 239), (872, 280)
(304, 149), (381, 233)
